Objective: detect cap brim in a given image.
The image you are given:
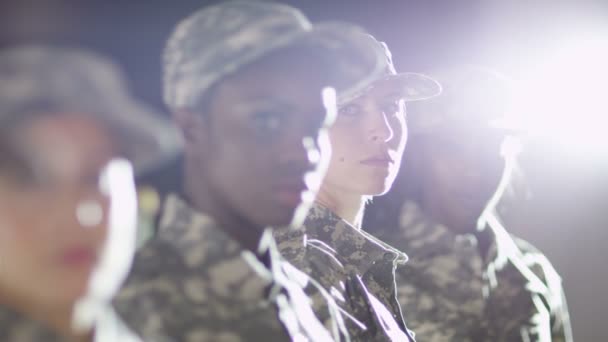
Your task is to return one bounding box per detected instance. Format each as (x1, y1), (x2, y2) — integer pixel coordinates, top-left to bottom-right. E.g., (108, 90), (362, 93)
(411, 119), (525, 137)
(101, 100), (183, 177)
(381, 72), (442, 102)
(0, 46), (182, 177)
(338, 72), (442, 106)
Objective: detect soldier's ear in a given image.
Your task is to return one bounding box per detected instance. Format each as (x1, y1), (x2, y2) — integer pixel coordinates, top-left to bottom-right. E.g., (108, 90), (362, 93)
(173, 110), (206, 144)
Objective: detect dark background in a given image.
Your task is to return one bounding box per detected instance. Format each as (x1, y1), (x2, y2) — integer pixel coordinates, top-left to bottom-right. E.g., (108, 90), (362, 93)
(1, 1), (607, 340)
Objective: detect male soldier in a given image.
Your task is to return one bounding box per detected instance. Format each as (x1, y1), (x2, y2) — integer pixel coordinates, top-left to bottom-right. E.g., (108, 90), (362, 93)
(114, 1), (385, 341)
(274, 33), (441, 341)
(366, 65), (573, 341)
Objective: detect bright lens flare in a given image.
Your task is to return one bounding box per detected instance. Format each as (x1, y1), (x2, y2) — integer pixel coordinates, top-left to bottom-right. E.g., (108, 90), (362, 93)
(516, 36), (608, 157)
(322, 86), (337, 127)
(72, 158), (137, 332)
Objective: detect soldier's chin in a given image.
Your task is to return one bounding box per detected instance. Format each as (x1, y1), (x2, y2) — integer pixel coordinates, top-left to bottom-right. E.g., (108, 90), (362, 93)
(257, 204), (300, 229)
(45, 272), (91, 309)
(359, 178), (391, 197)
(249, 204), (294, 230)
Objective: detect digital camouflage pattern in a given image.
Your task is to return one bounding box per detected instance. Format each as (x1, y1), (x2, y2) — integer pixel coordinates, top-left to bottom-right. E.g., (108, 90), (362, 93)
(274, 203), (415, 342)
(373, 200), (572, 342)
(0, 308), (64, 342)
(336, 33), (441, 106)
(0, 305), (140, 342)
(114, 194), (345, 342)
(162, 1), (388, 113)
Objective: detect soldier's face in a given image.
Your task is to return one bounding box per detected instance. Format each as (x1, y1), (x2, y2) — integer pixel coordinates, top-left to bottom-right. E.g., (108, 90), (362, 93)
(0, 114), (136, 308)
(322, 80), (407, 197)
(418, 129), (506, 233)
(186, 54), (333, 228)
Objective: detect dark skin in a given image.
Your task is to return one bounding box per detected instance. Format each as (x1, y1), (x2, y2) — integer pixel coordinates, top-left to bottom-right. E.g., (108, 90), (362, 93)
(416, 126), (507, 235)
(174, 49), (334, 252)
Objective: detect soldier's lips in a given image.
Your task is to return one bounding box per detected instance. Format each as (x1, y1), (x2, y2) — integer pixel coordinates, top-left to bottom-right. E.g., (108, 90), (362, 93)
(59, 245), (98, 269)
(360, 152), (394, 170)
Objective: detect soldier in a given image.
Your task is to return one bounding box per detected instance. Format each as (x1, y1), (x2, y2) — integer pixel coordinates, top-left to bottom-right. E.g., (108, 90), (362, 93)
(365, 65), (573, 341)
(274, 33), (441, 341)
(0, 46), (180, 341)
(113, 1), (386, 341)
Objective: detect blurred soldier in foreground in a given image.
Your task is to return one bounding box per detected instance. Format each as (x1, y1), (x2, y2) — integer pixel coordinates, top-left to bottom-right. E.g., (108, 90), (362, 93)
(0, 46), (180, 341)
(366, 65), (573, 342)
(113, 1), (387, 341)
(274, 33), (441, 341)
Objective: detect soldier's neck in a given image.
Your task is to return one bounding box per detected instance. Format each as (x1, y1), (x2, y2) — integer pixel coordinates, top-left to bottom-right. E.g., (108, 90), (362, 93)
(316, 185), (366, 229)
(0, 293), (92, 342)
(43, 307), (93, 342)
(182, 159), (264, 253)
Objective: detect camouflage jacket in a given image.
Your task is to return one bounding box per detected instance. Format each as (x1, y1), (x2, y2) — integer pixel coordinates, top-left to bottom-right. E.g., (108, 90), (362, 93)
(114, 194), (342, 342)
(0, 306), (65, 342)
(0, 304), (140, 342)
(373, 200), (572, 342)
(274, 203), (415, 342)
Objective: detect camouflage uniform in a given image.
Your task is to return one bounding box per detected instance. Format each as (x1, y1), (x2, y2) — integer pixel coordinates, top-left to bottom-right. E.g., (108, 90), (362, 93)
(0, 305), (141, 342)
(115, 194), (348, 342)
(373, 200), (572, 342)
(0, 308), (65, 342)
(275, 204), (415, 341)
(116, 2), (406, 341)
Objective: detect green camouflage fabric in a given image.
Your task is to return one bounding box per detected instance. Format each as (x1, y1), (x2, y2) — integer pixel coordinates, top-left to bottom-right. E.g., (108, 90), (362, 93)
(114, 194), (345, 342)
(336, 33), (441, 106)
(0, 305), (141, 342)
(163, 1), (387, 113)
(0, 307), (64, 342)
(274, 203), (415, 341)
(373, 200), (572, 342)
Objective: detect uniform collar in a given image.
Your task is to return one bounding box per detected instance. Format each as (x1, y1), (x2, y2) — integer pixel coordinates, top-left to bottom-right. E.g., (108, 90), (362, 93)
(303, 203), (408, 275)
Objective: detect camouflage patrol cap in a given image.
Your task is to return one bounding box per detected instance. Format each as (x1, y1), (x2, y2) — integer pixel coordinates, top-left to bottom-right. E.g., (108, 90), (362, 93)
(406, 64), (522, 135)
(163, 0), (386, 111)
(337, 33), (442, 106)
(0, 46), (182, 176)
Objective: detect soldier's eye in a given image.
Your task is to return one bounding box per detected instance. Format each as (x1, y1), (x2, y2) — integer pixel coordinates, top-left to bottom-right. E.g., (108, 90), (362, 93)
(0, 148), (43, 188)
(251, 111), (283, 135)
(383, 102), (401, 117)
(339, 104), (362, 118)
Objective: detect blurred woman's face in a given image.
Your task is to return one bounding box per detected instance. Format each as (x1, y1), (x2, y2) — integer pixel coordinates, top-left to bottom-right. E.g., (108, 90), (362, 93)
(418, 129), (507, 234)
(0, 113), (129, 309)
(322, 80), (407, 197)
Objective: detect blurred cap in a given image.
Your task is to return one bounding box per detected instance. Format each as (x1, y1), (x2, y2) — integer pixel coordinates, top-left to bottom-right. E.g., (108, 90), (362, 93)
(163, 0), (387, 111)
(337, 33), (442, 106)
(407, 64), (523, 135)
(0, 45), (182, 176)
